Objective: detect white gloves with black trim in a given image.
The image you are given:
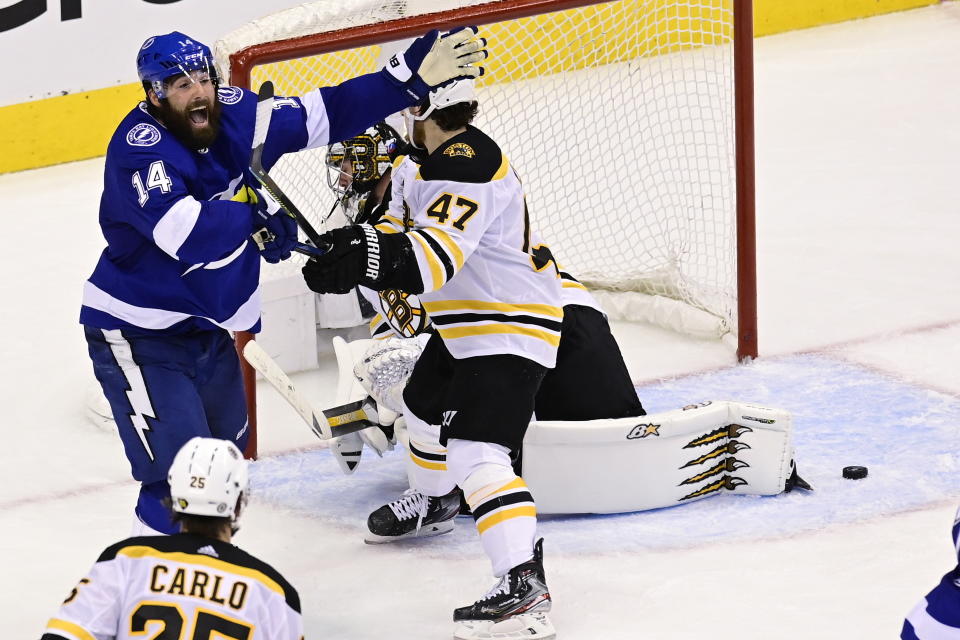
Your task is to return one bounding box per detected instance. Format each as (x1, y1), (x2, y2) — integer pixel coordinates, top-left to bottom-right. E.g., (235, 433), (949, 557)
(383, 27), (488, 100)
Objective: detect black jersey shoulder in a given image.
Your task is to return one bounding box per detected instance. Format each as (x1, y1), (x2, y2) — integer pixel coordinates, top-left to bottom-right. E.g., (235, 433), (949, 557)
(418, 126), (506, 184)
(98, 534), (301, 612)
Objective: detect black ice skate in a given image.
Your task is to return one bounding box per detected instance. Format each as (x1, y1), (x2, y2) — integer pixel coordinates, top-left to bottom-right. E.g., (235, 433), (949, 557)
(452, 539), (555, 640)
(364, 488), (461, 544)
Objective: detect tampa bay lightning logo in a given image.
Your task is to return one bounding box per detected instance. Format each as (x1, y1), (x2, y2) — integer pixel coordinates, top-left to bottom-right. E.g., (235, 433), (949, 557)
(140, 37), (155, 50)
(218, 86), (243, 105)
(126, 123), (161, 147)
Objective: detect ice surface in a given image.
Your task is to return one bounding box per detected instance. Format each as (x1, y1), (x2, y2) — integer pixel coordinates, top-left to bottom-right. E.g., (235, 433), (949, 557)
(2, 4), (960, 638)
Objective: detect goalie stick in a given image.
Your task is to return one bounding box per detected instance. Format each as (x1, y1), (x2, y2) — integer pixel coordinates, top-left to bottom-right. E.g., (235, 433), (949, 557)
(249, 80), (330, 254)
(241, 340), (373, 441)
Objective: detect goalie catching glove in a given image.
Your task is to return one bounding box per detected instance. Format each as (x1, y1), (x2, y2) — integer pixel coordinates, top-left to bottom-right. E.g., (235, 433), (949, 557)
(301, 224), (421, 295)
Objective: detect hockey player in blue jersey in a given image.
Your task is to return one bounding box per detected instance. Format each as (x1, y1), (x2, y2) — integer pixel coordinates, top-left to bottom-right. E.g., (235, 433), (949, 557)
(902, 505), (960, 638)
(80, 29), (488, 536)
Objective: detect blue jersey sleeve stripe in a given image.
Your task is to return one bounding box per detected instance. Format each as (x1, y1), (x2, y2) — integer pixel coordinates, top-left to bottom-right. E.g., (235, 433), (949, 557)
(152, 196), (201, 259)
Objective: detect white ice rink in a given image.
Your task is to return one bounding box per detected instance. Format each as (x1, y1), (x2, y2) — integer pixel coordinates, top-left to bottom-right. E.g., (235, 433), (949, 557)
(3, 4), (960, 638)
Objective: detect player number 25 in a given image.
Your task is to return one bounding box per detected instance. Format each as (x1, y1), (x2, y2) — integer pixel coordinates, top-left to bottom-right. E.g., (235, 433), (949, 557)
(426, 193), (479, 231)
(130, 602), (252, 639)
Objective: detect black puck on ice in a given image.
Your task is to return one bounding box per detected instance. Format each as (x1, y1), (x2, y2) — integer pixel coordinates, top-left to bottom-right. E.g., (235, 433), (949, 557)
(842, 465), (868, 480)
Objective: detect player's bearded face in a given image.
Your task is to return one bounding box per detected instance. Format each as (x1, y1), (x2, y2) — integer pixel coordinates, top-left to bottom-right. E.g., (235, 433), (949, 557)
(156, 71), (222, 150)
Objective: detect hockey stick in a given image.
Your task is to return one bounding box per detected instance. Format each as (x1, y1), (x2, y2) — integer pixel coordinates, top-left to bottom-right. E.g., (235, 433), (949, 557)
(250, 81), (330, 253)
(241, 340), (374, 441)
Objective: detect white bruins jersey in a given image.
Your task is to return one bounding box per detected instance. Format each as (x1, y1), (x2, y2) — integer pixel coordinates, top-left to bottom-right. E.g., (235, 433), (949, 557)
(43, 534), (302, 640)
(376, 127), (564, 368)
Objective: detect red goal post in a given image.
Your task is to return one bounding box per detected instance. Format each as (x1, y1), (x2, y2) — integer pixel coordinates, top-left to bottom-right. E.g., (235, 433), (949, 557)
(216, 0), (757, 458)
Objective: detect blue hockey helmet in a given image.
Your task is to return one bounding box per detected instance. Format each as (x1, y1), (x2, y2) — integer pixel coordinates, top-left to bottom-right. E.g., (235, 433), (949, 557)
(136, 32), (219, 99)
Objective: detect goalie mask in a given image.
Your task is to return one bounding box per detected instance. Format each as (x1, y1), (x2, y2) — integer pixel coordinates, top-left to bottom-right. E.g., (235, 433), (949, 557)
(325, 122), (402, 218)
(168, 437), (249, 529)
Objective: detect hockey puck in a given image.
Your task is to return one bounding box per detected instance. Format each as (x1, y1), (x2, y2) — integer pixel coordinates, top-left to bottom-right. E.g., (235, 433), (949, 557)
(842, 465), (868, 480)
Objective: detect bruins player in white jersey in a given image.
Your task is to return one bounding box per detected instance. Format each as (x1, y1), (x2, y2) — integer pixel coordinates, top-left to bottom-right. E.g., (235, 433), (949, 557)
(303, 80), (560, 638)
(323, 119), (644, 544)
(41, 438), (303, 640)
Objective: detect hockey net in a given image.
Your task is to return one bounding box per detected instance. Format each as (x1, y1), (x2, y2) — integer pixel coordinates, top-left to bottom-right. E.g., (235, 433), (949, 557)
(216, 0), (756, 453)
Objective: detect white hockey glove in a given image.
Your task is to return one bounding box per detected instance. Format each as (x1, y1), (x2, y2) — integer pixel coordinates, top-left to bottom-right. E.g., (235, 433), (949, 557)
(353, 337), (424, 414)
(384, 27), (488, 99)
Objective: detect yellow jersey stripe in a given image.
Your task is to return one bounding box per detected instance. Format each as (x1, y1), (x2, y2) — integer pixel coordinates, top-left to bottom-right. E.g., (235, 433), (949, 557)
(375, 222), (401, 234)
(466, 476), (528, 506)
(392, 154), (407, 170)
(407, 231), (445, 291)
(422, 299), (562, 318)
(47, 618), (96, 640)
(381, 214), (406, 229)
(436, 323), (561, 347)
(369, 314), (383, 330)
(492, 154), (510, 181)
(410, 451), (447, 471)
(561, 280), (588, 290)
(117, 546), (284, 596)
(476, 505), (537, 534)
(420, 227), (465, 271)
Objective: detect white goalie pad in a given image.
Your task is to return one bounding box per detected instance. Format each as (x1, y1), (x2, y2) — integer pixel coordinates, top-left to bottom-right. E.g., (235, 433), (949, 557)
(522, 401), (796, 514)
(330, 337), (396, 468)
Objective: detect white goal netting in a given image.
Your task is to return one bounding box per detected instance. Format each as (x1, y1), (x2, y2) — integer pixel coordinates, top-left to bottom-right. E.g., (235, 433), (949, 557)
(216, 0), (743, 341)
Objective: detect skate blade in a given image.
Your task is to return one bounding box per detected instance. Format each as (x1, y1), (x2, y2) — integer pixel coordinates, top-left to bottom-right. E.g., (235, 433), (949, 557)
(363, 520), (455, 545)
(454, 612), (556, 640)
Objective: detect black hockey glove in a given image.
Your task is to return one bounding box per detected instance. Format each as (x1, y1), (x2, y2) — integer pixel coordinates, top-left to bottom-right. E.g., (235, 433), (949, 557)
(301, 224), (422, 295)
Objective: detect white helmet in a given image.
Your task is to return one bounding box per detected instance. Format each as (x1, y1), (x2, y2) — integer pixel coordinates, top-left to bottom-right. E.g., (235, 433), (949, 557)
(409, 78), (477, 122)
(168, 437), (249, 524)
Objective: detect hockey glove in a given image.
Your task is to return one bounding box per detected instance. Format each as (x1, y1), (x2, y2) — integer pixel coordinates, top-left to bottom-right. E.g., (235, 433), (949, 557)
(301, 225), (384, 294)
(383, 27), (488, 99)
(251, 187), (298, 263)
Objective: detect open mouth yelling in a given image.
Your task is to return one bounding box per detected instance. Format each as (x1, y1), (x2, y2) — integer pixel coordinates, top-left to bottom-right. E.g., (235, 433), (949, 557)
(188, 105), (209, 127)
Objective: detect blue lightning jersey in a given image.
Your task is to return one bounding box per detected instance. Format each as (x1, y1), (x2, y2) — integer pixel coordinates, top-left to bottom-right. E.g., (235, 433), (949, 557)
(81, 73), (415, 335)
(902, 505), (960, 639)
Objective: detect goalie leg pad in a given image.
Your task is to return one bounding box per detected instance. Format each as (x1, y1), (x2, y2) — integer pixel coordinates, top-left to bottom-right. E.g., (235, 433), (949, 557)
(521, 401), (797, 514)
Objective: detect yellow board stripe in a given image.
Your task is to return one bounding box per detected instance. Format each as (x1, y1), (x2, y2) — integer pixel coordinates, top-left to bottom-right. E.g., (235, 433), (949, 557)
(437, 323), (561, 347)
(118, 546), (284, 596)
(476, 505), (537, 534)
(410, 451), (447, 471)
(423, 299), (562, 318)
(420, 227), (465, 271)
(407, 231), (445, 291)
(3, 1), (939, 175)
(46, 618), (97, 640)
